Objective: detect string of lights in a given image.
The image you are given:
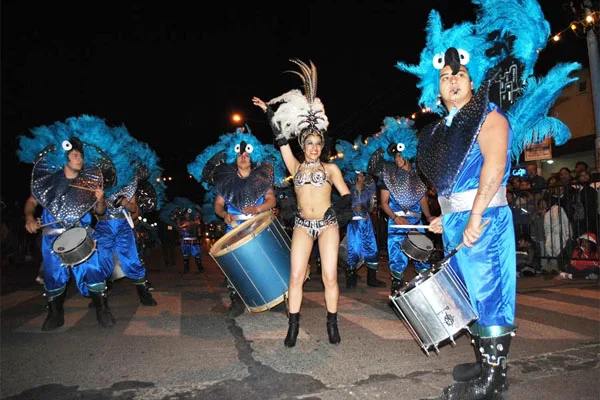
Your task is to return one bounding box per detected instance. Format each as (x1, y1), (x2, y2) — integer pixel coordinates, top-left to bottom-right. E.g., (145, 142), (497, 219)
(549, 8), (598, 43)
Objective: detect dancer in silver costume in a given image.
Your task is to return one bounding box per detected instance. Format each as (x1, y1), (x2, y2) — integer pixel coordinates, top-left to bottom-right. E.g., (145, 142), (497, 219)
(252, 59), (351, 347)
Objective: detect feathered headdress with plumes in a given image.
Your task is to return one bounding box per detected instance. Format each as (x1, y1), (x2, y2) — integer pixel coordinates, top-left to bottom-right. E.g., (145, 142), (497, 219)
(16, 115), (167, 209)
(366, 117), (419, 162)
(159, 197), (201, 227)
(187, 127), (287, 190)
(395, 0), (580, 158)
(267, 59), (329, 147)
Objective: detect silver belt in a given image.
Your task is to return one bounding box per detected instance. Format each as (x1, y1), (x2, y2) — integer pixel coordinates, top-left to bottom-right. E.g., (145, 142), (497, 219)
(438, 186), (507, 215)
(394, 210), (422, 218)
(97, 214), (126, 220)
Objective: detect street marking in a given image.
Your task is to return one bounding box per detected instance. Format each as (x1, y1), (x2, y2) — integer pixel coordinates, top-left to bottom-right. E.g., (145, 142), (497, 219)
(542, 288), (600, 300)
(514, 318), (593, 340)
(124, 292), (181, 336)
(517, 294), (600, 322)
(15, 296), (91, 333)
(1, 290), (41, 312)
(303, 292), (413, 340)
(238, 312), (309, 341)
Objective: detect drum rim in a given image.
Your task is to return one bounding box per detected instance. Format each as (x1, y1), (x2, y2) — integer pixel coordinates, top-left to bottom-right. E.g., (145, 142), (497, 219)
(52, 226), (89, 252)
(58, 237), (97, 267)
(209, 211), (273, 257)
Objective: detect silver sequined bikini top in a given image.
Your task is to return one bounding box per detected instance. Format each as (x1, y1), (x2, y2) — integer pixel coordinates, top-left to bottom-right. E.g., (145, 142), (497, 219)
(294, 161), (330, 187)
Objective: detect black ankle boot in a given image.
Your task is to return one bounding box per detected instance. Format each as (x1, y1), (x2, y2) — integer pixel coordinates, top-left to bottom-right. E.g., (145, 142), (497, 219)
(453, 334), (482, 381)
(183, 258), (190, 274)
(440, 331), (515, 399)
(284, 313), (300, 347)
(194, 257), (204, 273)
(346, 270), (357, 288)
(326, 311), (341, 344)
(367, 268), (386, 287)
(90, 290), (115, 328)
(136, 280), (158, 306)
(41, 291), (66, 331)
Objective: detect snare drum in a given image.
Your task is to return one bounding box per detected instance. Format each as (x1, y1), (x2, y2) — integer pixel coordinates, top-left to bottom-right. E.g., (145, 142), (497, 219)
(209, 212), (292, 313)
(52, 227), (97, 267)
(389, 264), (478, 355)
(400, 232), (434, 262)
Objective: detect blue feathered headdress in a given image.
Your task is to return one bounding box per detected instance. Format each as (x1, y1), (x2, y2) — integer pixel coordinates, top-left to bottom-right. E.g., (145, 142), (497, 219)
(188, 127), (284, 190)
(159, 197), (201, 226)
(396, 0), (551, 115)
(16, 115), (167, 208)
(364, 117), (418, 162)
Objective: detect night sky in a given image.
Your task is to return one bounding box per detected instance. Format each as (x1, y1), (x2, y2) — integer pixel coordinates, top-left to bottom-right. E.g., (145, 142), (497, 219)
(1, 0), (590, 206)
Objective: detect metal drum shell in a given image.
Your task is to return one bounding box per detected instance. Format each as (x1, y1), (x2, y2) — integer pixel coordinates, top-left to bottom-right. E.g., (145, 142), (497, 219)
(210, 212), (291, 313)
(390, 265), (478, 355)
(51, 227), (97, 267)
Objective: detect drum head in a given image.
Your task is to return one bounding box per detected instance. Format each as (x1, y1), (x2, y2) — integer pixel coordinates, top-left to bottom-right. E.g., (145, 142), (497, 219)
(210, 212), (273, 257)
(407, 232), (433, 251)
(52, 227), (88, 253)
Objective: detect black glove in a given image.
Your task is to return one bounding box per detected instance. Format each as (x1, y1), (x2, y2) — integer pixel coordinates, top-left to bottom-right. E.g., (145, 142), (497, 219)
(325, 194), (352, 228)
(266, 104), (289, 148)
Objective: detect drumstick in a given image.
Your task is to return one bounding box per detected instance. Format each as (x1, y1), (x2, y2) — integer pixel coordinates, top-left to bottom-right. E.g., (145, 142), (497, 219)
(390, 224), (430, 229)
(38, 220), (66, 228)
(434, 219), (491, 267)
(69, 184), (97, 192)
(452, 218), (491, 252)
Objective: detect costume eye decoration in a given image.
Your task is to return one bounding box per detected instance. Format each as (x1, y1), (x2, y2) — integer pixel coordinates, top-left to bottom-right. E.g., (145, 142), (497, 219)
(245, 144), (254, 154)
(234, 144), (241, 153)
(457, 49), (470, 66)
(62, 140), (73, 151)
(432, 49), (470, 70)
(187, 208), (192, 214)
(397, 143), (406, 152)
(432, 52), (445, 69)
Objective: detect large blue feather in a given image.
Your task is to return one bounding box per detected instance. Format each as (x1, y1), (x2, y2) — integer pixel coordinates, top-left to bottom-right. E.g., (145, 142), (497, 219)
(507, 62), (581, 160)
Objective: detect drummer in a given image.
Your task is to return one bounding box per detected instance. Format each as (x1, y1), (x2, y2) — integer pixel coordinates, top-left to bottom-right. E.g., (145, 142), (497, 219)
(373, 117), (435, 295)
(188, 127), (277, 315)
(252, 59), (352, 347)
(19, 133), (113, 330)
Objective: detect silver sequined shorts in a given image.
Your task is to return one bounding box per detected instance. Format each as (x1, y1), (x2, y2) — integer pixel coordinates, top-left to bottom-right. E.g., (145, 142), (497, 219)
(294, 213), (338, 240)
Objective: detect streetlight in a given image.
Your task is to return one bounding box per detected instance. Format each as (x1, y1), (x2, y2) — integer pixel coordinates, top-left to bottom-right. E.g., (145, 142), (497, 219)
(231, 113), (243, 124)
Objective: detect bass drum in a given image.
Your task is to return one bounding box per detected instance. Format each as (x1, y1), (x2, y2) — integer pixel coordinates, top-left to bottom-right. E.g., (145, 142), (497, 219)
(210, 212), (293, 312)
(389, 264), (478, 355)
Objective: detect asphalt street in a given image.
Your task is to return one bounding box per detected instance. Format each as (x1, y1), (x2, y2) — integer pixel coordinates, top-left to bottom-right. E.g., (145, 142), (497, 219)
(1, 242), (599, 400)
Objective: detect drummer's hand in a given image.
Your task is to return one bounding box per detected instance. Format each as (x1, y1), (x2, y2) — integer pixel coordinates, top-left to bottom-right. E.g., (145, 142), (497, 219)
(462, 214), (483, 247)
(94, 188), (105, 201)
(242, 205), (259, 215)
(428, 216), (443, 234)
(223, 213), (234, 225)
(25, 217), (40, 234)
(392, 216), (408, 225)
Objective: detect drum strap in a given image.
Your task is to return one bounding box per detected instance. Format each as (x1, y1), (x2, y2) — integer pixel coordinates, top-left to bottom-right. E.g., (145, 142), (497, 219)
(438, 186), (507, 215)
